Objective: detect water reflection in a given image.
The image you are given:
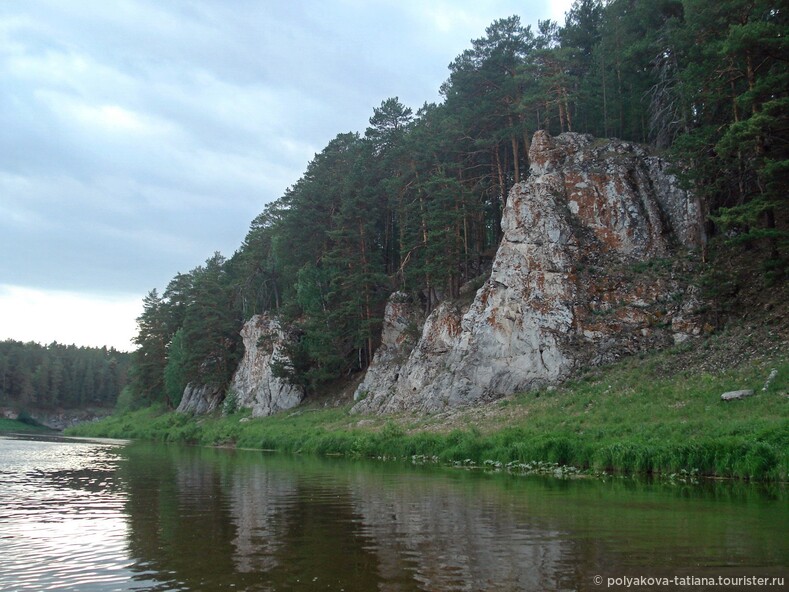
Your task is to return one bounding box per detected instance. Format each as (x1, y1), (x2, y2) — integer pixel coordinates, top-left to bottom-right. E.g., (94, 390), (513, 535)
(117, 444), (788, 591)
(0, 435), (146, 591)
(1, 435), (787, 592)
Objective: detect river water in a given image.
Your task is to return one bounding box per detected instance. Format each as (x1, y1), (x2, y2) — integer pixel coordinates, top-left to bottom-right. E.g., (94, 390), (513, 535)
(0, 433), (786, 592)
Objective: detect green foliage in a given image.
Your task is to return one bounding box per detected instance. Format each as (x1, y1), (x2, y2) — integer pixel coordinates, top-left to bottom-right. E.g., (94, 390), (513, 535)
(669, 0), (788, 254)
(122, 1), (789, 411)
(129, 289), (169, 405)
(128, 253), (243, 409)
(115, 386), (137, 414)
(0, 417), (52, 433)
(162, 328), (187, 408)
(15, 409), (41, 427)
(69, 352), (789, 482)
(222, 389), (239, 416)
(178, 252), (242, 387)
(0, 339), (131, 410)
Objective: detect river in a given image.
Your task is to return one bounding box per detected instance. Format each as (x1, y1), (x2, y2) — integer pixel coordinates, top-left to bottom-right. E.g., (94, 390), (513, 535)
(0, 433), (786, 591)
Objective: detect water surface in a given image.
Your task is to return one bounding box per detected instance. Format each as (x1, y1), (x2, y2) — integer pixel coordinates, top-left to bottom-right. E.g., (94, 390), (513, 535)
(0, 434), (786, 591)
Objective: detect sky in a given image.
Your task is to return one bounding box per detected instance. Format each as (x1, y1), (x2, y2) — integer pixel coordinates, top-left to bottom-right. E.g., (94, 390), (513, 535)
(1, 0), (574, 351)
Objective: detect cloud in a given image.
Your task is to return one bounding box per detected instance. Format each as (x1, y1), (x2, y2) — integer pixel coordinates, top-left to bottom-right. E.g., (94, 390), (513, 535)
(0, 285), (141, 351)
(0, 0), (573, 348)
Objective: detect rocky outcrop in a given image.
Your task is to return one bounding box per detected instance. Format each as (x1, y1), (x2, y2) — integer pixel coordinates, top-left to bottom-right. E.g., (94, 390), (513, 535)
(353, 293), (424, 412)
(230, 314), (304, 417)
(176, 382), (224, 414)
(0, 407), (113, 431)
(353, 131), (705, 414)
(176, 315), (303, 417)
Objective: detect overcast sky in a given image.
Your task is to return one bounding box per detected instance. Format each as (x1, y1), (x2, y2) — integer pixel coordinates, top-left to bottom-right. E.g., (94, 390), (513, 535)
(1, 0), (573, 351)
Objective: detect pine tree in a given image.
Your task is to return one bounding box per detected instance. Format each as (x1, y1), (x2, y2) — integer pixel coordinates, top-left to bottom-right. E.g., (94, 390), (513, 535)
(129, 289), (169, 404)
(180, 253), (242, 388)
(163, 328), (188, 408)
(672, 0), (788, 263)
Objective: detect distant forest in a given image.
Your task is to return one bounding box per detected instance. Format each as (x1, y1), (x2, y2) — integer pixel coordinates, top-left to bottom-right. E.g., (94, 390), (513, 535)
(0, 340), (131, 410)
(129, 0), (788, 408)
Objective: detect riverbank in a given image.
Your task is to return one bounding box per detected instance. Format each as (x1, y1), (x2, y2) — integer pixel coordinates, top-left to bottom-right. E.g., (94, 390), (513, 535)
(0, 417), (54, 434)
(66, 333), (788, 481)
(0, 407), (114, 432)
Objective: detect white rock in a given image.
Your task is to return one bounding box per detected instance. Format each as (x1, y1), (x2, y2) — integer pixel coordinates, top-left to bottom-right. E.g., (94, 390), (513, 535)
(177, 383), (223, 414)
(720, 389), (755, 401)
(229, 314), (304, 417)
(353, 131), (705, 414)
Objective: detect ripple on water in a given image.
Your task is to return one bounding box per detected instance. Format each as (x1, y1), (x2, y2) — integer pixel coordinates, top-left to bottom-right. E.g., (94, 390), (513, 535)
(0, 436), (159, 592)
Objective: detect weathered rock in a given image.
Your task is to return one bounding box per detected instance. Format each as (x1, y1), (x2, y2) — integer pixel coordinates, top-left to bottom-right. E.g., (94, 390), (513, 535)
(353, 131), (705, 414)
(230, 314), (304, 417)
(177, 382), (224, 414)
(353, 293), (423, 413)
(720, 389), (755, 401)
(0, 407), (113, 431)
(762, 368), (778, 392)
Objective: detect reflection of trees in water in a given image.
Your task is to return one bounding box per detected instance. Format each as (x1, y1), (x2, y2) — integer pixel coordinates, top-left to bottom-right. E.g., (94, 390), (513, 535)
(120, 447), (576, 590)
(347, 471), (572, 591)
(120, 447), (388, 590)
(119, 446), (789, 592)
(225, 457), (391, 591)
(120, 444), (240, 590)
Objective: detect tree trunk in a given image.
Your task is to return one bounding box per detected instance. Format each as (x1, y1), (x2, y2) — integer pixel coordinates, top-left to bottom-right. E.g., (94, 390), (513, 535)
(509, 116), (520, 184)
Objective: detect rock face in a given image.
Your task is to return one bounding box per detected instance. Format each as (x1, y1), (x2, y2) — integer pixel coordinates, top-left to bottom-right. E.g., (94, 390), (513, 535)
(354, 293), (424, 411)
(0, 407), (113, 431)
(353, 131), (705, 414)
(177, 383), (224, 414)
(176, 314), (303, 417)
(229, 314), (304, 417)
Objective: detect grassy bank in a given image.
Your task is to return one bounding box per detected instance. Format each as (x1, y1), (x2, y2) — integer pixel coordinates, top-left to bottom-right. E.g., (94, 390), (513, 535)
(0, 417), (54, 434)
(66, 343), (789, 481)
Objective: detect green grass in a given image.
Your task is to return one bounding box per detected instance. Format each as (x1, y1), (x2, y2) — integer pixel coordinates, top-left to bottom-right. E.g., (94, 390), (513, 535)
(66, 351), (789, 482)
(0, 417), (54, 433)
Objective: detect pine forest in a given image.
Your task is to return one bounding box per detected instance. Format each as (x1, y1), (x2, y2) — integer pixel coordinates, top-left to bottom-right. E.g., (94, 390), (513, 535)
(127, 0), (788, 409)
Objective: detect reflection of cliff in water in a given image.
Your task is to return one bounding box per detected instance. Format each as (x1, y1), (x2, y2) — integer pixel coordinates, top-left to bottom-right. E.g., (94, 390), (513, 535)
(227, 460), (291, 574)
(118, 444), (788, 591)
(119, 445), (397, 590)
(229, 460), (578, 591)
(225, 457), (412, 591)
(348, 471), (577, 591)
(118, 445), (574, 591)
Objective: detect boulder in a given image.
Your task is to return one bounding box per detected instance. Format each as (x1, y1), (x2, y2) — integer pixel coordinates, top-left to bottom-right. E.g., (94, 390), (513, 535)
(720, 389), (755, 401)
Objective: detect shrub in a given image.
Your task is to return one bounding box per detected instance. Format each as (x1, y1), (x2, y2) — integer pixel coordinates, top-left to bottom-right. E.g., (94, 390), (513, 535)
(222, 389), (239, 416)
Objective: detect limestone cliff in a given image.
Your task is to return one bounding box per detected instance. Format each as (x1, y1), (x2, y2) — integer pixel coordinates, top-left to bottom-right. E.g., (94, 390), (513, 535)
(353, 131), (705, 414)
(229, 314), (304, 417)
